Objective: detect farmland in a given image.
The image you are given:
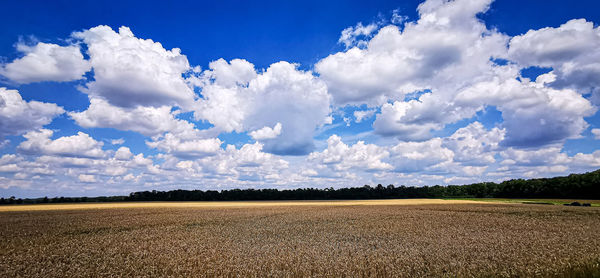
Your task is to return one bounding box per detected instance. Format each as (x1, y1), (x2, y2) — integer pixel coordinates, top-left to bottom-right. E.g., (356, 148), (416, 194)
(1, 200), (599, 277)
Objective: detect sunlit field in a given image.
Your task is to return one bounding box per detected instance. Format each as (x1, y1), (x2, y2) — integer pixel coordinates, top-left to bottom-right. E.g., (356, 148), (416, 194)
(1, 201), (599, 277)
(0, 199), (484, 212)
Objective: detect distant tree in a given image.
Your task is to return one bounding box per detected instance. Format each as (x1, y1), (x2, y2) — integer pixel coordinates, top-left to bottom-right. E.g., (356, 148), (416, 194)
(3, 169), (600, 204)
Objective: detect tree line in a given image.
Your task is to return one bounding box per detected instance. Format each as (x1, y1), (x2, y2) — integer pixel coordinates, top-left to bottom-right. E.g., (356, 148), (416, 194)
(2, 169), (599, 204)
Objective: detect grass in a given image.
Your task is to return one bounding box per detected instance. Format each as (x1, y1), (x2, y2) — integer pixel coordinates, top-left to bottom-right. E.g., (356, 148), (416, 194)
(446, 198), (600, 206)
(0, 201), (599, 277)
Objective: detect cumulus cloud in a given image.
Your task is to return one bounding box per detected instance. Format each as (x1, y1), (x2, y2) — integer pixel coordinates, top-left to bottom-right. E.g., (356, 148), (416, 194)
(592, 129), (600, 140)
(62, 25), (211, 141)
(146, 133), (222, 158)
(249, 123), (282, 140)
(304, 125), (506, 182)
(391, 9), (408, 25)
(316, 0), (560, 144)
(18, 129), (105, 158)
(508, 19), (600, 98)
(198, 58), (258, 88)
(0, 137), (160, 190)
(571, 151), (600, 169)
(353, 109), (376, 123)
(2, 0), (600, 194)
(164, 142), (289, 183)
(0, 154), (22, 173)
(320, 0), (597, 146)
(338, 22), (379, 49)
(194, 60), (331, 155)
(443, 122), (504, 166)
(316, 0), (506, 106)
(72, 25), (195, 108)
(8, 136), (198, 190)
(111, 138), (125, 145)
(0, 88), (64, 138)
(456, 76), (595, 147)
(488, 145), (600, 179)
(114, 146), (133, 160)
(389, 138), (454, 173)
(373, 93), (448, 140)
(500, 147), (570, 167)
(308, 135), (392, 173)
(69, 97), (197, 138)
(0, 42), (91, 84)
(78, 174), (97, 183)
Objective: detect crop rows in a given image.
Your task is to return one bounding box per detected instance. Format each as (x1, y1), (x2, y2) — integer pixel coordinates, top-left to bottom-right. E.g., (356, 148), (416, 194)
(0, 203), (599, 277)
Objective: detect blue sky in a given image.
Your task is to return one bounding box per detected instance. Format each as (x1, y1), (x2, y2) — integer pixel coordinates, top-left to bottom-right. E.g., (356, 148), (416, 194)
(1, 0), (600, 197)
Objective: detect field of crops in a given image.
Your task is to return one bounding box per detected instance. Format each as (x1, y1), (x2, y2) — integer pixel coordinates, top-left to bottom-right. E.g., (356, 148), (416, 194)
(0, 199), (484, 212)
(1, 200), (599, 277)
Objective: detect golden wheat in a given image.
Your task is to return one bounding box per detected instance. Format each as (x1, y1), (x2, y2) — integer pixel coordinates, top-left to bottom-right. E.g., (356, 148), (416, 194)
(0, 199), (488, 212)
(0, 203), (598, 277)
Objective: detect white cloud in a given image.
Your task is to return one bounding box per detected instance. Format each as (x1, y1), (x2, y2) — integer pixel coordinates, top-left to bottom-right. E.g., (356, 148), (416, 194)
(0, 88), (64, 138)
(509, 19), (600, 103)
(304, 127), (503, 181)
(317, 0), (565, 145)
(308, 135), (392, 172)
(0, 42), (91, 84)
(0, 145), (158, 189)
(2, 1), (600, 194)
(316, 0), (506, 105)
(456, 76), (595, 147)
(105, 166), (127, 176)
(168, 142), (290, 183)
(69, 98), (198, 138)
(34, 155), (99, 168)
(500, 147), (570, 167)
(391, 9), (408, 25)
(488, 146), (600, 179)
(0, 176), (31, 189)
(132, 153), (153, 166)
(373, 93), (447, 140)
(592, 129), (600, 140)
(509, 19), (598, 67)
(194, 60), (331, 155)
(123, 173), (140, 182)
(146, 133), (222, 158)
(0, 163), (20, 173)
(114, 146), (133, 160)
(249, 122), (282, 140)
(110, 138), (125, 145)
(389, 138), (454, 173)
(0, 155), (22, 169)
(339, 22), (379, 49)
(61, 25), (215, 147)
(353, 109), (376, 123)
(176, 160), (194, 171)
(72, 25), (195, 108)
(225, 143), (288, 169)
(443, 122), (504, 166)
(18, 129), (105, 158)
(571, 150), (600, 169)
(78, 174), (97, 183)
(197, 58), (257, 88)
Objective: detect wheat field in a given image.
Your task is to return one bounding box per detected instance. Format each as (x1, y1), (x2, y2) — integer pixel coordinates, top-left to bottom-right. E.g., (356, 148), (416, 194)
(1, 201), (599, 277)
(0, 199), (485, 212)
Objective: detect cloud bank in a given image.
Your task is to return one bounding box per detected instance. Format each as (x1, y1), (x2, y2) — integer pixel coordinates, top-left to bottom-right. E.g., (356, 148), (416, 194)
(1, 0), (600, 196)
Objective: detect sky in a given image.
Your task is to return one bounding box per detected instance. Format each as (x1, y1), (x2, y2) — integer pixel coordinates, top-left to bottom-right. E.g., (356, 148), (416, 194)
(1, 0), (600, 198)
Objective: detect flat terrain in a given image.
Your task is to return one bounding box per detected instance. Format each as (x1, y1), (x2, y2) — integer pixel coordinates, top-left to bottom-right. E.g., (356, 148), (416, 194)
(0, 199), (486, 212)
(447, 198), (600, 206)
(1, 200), (599, 277)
